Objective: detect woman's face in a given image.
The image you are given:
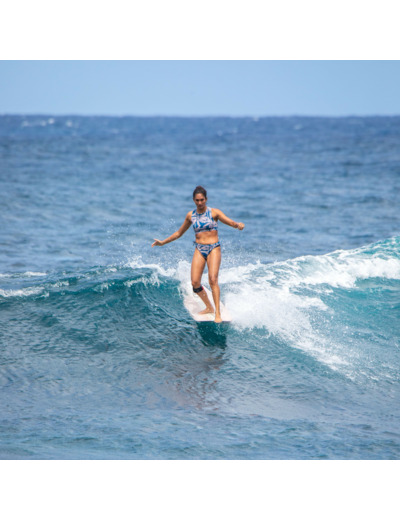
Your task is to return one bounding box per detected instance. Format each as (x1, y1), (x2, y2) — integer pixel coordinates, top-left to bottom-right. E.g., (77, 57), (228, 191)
(193, 194), (207, 212)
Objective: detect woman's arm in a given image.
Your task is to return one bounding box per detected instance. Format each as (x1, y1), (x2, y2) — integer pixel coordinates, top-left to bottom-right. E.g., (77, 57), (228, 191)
(152, 212), (192, 247)
(212, 209), (245, 230)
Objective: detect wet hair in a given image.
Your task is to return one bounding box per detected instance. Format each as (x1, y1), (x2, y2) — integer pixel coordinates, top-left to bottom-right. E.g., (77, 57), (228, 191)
(193, 186), (207, 199)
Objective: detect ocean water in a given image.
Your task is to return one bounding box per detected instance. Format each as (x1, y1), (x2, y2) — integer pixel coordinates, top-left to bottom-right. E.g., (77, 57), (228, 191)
(0, 115), (399, 460)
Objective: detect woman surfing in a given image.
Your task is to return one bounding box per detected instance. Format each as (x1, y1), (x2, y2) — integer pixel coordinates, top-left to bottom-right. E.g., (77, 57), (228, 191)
(152, 186), (245, 323)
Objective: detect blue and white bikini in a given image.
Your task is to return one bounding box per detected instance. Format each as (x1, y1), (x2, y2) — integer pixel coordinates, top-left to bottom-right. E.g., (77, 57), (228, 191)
(191, 207), (221, 259)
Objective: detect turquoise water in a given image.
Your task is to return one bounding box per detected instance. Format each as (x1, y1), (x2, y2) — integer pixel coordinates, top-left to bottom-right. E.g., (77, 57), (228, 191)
(1, 115), (399, 459)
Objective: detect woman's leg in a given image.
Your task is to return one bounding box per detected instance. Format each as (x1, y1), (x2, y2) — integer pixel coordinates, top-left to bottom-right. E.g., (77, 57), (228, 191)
(207, 246), (222, 322)
(191, 247), (214, 313)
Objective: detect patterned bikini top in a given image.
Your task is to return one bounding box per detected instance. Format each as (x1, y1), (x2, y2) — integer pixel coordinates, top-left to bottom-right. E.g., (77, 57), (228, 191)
(191, 207), (218, 234)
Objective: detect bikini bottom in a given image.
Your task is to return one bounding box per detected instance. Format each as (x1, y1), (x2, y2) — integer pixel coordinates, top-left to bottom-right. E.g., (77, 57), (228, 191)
(194, 241), (221, 260)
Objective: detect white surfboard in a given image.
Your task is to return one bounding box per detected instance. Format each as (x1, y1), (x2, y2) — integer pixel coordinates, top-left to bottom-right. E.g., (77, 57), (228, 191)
(183, 285), (232, 322)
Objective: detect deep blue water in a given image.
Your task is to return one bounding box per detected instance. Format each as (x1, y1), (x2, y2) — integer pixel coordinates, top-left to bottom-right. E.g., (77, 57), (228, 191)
(1, 115), (399, 459)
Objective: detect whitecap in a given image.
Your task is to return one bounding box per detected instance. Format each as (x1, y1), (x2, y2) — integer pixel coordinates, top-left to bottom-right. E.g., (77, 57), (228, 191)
(0, 286), (44, 298)
(125, 255), (177, 278)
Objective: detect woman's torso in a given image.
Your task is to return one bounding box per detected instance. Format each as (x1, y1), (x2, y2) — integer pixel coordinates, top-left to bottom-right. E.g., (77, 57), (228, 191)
(191, 207), (219, 244)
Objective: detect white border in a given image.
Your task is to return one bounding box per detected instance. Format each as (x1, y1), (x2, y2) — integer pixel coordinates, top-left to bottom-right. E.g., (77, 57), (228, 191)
(1, 460), (398, 519)
(1, 1), (399, 59)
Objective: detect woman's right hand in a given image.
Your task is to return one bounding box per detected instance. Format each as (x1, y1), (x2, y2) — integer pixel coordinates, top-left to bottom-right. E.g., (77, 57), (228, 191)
(152, 239), (164, 247)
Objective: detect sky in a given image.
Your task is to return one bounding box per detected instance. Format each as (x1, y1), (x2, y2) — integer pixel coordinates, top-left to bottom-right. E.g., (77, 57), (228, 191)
(1, 60), (400, 117)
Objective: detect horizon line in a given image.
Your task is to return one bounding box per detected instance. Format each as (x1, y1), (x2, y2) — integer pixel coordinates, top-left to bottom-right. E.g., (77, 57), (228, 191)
(2, 113), (400, 118)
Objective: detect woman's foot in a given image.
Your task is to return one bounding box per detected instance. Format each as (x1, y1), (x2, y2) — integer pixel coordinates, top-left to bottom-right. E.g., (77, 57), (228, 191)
(214, 314), (222, 323)
(199, 307), (214, 315)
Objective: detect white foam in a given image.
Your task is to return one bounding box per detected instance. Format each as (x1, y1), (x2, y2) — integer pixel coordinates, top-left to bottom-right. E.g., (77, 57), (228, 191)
(0, 271), (46, 279)
(277, 249), (400, 289)
(20, 119), (52, 128)
(0, 286), (44, 298)
(125, 255), (177, 278)
(223, 278), (343, 368)
(95, 282), (112, 292)
(124, 272), (161, 288)
(52, 280), (69, 288)
(218, 243), (399, 368)
(226, 284), (322, 332)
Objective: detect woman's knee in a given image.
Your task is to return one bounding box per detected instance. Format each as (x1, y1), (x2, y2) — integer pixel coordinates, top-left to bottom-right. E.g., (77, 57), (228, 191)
(191, 278), (201, 288)
(208, 275), (219, 287)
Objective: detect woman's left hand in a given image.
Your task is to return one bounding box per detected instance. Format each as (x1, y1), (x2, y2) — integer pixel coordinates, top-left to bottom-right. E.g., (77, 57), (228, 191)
(237, 222), (245, 230)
